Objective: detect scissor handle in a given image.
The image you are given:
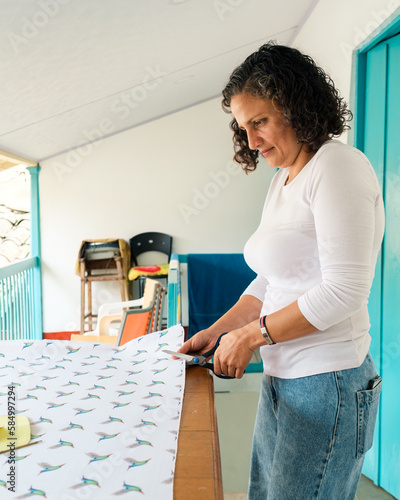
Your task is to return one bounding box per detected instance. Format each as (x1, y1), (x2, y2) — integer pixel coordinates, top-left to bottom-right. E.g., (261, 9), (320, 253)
(199, 333), (236, 379)
(201, 332), (229, 359)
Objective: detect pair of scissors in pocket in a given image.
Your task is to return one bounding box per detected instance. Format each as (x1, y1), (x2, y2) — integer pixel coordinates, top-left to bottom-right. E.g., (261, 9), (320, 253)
(163, 333), (234, 379)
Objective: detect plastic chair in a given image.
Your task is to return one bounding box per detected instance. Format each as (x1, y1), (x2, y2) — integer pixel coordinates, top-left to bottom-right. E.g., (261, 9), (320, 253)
(72, 279), (163, 344)
(129, 232), (172, 296)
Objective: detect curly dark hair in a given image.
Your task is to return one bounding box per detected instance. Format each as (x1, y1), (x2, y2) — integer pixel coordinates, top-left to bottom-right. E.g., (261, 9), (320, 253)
(221, 42), (353, 173)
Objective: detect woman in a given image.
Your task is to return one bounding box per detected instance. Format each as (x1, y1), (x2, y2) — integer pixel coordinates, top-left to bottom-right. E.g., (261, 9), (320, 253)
(178, 42), (384, 499)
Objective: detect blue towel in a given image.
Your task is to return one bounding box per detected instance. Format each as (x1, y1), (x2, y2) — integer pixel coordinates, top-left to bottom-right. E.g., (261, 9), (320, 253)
(187, 253), (256, 338)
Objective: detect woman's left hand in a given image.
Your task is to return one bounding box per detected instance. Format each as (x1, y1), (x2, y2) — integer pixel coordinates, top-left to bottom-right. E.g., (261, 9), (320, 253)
(213, 329), (255, 379)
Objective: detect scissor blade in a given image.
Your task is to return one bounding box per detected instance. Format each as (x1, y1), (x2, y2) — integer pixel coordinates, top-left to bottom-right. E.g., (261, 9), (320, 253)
(162, 349), (196, 362)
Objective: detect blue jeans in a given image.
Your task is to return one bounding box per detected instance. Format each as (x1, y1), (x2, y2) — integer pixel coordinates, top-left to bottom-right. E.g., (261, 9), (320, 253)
(248, 353), (382, 500)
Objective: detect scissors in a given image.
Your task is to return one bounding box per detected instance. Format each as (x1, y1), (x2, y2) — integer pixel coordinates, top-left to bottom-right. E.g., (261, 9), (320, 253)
(163, 333), (235, 379)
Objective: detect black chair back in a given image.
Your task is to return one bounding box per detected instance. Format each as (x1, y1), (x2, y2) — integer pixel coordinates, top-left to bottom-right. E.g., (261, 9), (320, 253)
(129, 232), (172, 265)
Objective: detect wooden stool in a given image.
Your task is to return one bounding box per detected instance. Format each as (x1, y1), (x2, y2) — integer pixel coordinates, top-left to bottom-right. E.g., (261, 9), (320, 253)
(79, 255), (129, 334)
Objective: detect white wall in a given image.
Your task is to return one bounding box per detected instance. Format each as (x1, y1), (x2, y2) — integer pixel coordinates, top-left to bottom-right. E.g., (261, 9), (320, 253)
(40, 98), (272, 332)
(294, 0), (400, 112)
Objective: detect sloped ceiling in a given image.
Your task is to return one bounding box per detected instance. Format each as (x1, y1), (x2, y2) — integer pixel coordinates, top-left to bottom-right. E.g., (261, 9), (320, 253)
(0, 0), (319, 163)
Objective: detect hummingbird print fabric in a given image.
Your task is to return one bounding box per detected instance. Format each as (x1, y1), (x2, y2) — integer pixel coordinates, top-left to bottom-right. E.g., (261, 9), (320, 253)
(0, 325), (185, 499)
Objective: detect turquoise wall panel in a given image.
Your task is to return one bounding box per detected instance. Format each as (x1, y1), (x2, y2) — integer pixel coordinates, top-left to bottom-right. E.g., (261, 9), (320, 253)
(362, 41), (387, 483)
(356, 26), (400, 497)
(380, 33), (400, 498)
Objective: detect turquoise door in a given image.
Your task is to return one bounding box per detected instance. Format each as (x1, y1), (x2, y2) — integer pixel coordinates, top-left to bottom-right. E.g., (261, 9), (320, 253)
(362, 32), (400, 498)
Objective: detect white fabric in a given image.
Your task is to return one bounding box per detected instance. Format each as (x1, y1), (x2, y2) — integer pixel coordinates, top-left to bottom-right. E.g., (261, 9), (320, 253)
(243, 140), (385, 379)
(0, 325), (185, 499)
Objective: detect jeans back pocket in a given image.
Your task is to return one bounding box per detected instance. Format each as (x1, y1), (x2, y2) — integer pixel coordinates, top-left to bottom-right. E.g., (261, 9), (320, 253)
(356, 375), (382, 458)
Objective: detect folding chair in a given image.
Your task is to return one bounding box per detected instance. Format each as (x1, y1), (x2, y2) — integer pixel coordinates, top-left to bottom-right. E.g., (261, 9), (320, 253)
(78, 239), (130, 334)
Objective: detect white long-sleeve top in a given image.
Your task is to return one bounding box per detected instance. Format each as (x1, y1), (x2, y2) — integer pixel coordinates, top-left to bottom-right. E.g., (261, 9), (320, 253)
(243, 140), (385, 378)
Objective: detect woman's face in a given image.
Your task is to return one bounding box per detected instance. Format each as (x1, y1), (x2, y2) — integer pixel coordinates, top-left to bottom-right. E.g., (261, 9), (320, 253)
(230, 93), (303, 171)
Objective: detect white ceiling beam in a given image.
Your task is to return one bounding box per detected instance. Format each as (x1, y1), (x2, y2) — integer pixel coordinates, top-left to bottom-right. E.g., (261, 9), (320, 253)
(0, 149), (38, 169)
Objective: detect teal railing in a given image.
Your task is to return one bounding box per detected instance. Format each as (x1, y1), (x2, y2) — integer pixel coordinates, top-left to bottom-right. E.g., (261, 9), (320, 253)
(0, 256), (42, 340)
(0, 165), (42, 341)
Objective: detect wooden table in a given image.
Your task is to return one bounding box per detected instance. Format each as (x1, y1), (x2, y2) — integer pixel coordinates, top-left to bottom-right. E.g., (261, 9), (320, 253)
(174, 366), (224, 500)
